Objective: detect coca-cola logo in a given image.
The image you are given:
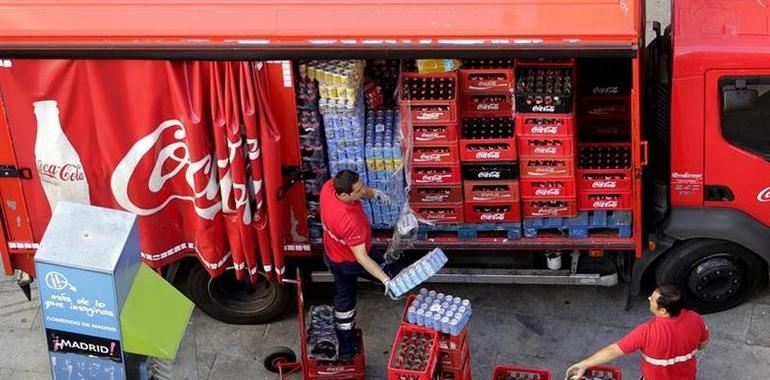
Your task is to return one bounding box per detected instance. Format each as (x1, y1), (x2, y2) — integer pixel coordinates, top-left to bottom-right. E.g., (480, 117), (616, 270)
(476, 103), (500, 111)
(477, 171), (501, 179)
(471, 80), (500, 89)
(592, 86), (620, 95)
(480, 213), (505, 221)
(475, 151), (501, 159)
(111, 119), (250, 222)
(593, 200), (619, 208)
(758, 187), (770, 203)
(416, 112), (442, 120)
(420, 174), (450, 182)
(529, 126), (558, 134)
(587, 106), (619, 115)
(416, 132), (442, 141)
(534, 147), (558, 155)
(423, 194), (446, 202)
(417, 153), (448, 162)
(592, 181), (617, 189)
(535, 188), (561, 196)
(531, 105), (556, 113)
(37, 160), (86, 182)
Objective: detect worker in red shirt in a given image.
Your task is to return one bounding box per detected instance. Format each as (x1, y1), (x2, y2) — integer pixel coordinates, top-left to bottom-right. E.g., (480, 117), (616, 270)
(320, 169), (399, 361)
(565, 285), (709, 380)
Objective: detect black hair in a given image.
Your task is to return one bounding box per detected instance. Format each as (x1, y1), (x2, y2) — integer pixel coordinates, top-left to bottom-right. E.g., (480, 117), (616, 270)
(333, 170), (360, 195)
(657, 284), (684, 317)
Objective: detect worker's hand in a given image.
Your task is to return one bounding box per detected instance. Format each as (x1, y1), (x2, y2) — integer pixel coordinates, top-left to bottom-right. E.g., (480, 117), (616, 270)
(373, 189), (391, 205)
(565, 363), (587, 380)
(383, 278), (401, 300)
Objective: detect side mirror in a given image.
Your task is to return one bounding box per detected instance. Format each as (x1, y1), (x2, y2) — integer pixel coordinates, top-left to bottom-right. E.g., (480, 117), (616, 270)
(723, 88), (758, 112)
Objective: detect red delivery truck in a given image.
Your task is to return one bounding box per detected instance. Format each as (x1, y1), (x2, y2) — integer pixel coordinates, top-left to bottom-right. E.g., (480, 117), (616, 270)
(0, 0), (768, 324)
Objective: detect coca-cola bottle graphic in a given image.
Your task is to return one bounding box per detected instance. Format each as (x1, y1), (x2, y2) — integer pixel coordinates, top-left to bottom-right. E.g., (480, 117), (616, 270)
(33, 100), (91, 213)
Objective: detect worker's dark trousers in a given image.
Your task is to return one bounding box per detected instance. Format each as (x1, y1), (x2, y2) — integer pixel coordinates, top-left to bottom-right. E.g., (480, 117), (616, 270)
(324, 252), (397, 357)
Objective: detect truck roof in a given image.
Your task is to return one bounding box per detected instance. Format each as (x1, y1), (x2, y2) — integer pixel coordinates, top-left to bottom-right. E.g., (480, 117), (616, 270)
(674, 0), (770, 63)
(0, 0), (642, 57)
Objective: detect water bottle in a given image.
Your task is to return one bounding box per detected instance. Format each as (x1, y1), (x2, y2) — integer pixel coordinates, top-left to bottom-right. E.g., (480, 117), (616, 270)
(449, 319), (460, 336)
(432, 314), (442, 330)
(428, 290), (437, 298)
(441, 317), (451, 334)
(436, 293), (445, 301)
(415, 308), (425, 326)
(445, 295), (454, 303)
(407, 306), (416, 324)
(420, 288), (429, 296)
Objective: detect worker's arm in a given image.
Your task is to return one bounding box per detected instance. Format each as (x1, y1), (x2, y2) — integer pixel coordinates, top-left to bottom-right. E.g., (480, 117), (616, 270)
(565, 343), (625, 380)
(363, 186), (391, 204)
(350, 243), (390, 284)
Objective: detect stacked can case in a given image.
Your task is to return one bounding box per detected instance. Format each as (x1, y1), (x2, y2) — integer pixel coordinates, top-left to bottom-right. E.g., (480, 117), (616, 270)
(365, 110), (406, 228)
(515, 59), (579, 218)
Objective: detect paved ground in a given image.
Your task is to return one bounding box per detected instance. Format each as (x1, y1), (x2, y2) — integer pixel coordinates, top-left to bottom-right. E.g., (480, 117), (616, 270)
(2, 254), (770, 380)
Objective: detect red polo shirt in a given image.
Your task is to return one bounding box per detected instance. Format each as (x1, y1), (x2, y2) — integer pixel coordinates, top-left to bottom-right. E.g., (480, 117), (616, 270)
(617, 309), (709, 380)
(319, 180), (371, 263)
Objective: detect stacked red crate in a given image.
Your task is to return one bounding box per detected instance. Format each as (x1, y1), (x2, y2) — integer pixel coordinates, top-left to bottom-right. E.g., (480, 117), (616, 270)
(458, 68), (519, 224)
(515, 59), (579, 218)
(387, 324), (440, 380)
(402, 72), (464, 223)
(576, 143), (633, 211)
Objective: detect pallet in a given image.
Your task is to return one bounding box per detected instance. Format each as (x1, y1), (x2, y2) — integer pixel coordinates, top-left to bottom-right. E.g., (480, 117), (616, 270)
(416, 222), (522, 240)
(522, 210), (632, 239)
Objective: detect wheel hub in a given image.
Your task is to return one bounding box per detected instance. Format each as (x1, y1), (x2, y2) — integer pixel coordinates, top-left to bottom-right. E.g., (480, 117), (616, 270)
(687, 255), (743, 302)
(207, 269), (277, 313)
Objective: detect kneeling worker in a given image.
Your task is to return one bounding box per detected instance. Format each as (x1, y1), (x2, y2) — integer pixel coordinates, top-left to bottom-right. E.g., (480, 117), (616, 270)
(565, 285), (709, 380)
(320, 169), (398, 361)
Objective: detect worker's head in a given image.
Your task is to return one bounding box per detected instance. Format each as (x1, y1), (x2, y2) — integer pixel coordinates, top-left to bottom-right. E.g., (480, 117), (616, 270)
(649, 285), (683, 317)
(334, 170), (365, 203)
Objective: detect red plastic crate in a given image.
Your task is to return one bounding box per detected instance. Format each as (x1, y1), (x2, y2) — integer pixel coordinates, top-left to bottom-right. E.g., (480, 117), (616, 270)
(411, 123), (459, 145)
(515, 114), (576, 137)
(412, 143), (460, 164)
(459, 68), (514, 93)
(438, 355), (471, 380)
(459, 138), (517, 162)
(578, 191), (632, 211)
(439, 336), (470, 370)
(464, 201), (521, 223)
(388, 324), (440, 380)
(518, 135), (575, 158)
(519, 158), (574, 178)
(409, 185), (463, 203)
(577, 169), (632, 193)
(492, 365), (551, 380)
(306, 329), (366, 380)
(579, 96), (631, 119)
(462, 92), (513, 115)
(521, 197), (578, 218)
(400, 72), (459, 124)
(463, 180), (519, 202)
(412, 202), (465, 224)
(583, 366), (622, 380)
(520, 178), (576, 198)
(577, 117), (630, 140)
(412, 163), (461, 185)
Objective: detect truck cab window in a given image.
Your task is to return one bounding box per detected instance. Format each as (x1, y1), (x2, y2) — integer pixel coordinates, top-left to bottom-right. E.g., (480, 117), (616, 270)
(719, 77), (770, 159)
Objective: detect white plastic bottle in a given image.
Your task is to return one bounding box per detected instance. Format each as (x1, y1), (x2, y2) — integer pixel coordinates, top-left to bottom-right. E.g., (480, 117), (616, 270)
(33, 100), (90, 213)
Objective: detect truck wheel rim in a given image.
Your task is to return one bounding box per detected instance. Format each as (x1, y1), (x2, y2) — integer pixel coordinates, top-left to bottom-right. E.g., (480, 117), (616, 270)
(686, 254), (743, 303)
(207, 269), (278, 313)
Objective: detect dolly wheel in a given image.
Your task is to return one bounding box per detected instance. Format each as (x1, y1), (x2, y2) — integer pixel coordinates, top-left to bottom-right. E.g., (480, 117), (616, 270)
(263, 346), (297, 373)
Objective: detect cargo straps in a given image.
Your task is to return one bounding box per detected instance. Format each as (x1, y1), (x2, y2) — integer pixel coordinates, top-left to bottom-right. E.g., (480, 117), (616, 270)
(642, 349), (698, 367)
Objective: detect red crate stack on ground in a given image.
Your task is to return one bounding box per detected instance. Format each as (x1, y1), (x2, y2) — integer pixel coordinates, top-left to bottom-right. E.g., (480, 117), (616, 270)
(402, 71), (465, 223)
(459, 65), (519, 224)
(388, 324), (440, 380)
(400, 296), (473, 380)
(514, 59), (578, 218)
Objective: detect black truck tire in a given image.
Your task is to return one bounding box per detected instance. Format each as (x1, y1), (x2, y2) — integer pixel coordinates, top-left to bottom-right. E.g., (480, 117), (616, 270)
(186, 264), (293, 324)
(655, 239), (766, 314)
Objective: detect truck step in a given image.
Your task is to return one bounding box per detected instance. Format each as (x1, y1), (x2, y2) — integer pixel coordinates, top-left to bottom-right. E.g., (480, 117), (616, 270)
(522, 211), (632, 239)
(416, 222), (522, 241)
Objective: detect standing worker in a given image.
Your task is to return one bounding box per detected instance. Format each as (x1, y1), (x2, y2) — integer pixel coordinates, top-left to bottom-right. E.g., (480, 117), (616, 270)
(565, 285), (709, 380)
(320, 169), (398, 361)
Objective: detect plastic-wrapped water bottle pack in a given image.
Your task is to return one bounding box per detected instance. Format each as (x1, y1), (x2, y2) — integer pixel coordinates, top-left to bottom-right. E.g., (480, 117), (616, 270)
(406, 289), (473, 336)
(389, 248), (448, 297)
(364, 109), (406, 227)
(307, 305), (339, 361)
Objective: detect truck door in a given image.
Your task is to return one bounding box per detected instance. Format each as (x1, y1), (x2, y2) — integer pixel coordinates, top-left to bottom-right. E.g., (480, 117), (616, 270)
(704, 71), (770, 226)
